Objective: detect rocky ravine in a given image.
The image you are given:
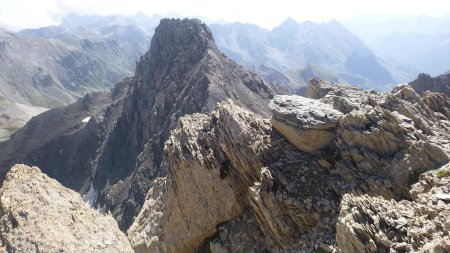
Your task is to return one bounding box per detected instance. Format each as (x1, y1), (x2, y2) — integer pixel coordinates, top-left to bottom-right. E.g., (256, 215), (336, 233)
(128, 79), (449, 253)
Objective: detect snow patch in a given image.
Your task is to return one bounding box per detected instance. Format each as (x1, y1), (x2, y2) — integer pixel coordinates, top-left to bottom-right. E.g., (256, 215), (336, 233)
(83, 184), (97, 208)
(82, 116), (91, 123)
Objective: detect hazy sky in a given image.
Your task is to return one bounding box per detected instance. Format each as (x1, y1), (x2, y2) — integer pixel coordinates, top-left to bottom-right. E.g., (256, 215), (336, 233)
(0, 0), (449, 30)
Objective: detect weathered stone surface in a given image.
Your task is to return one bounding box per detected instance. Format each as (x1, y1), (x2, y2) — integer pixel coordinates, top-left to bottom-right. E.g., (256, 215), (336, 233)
(129, 77), (449, 253)
(337, 164), (450, 253)
(305, 79), (449, 199)
(270, 95), (343, 153)
(129, 99), (339, 253)
(128, 100), (272, 253)
(0, 164), (133, 253)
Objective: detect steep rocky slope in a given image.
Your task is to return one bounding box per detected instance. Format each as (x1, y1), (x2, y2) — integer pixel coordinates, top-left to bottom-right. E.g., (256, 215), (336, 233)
(0, 28), (136, 108)
(0, 164), (133, 252)
(0, 102), (47, 141)
(0, 27), (139, 139)
(0, 18), (278, 231)
(128, 79), (449, 252)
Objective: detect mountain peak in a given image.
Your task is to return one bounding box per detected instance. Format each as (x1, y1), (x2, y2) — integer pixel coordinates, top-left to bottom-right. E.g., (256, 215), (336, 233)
(279, 17), (299, 28)
(148, 18), (215, 61)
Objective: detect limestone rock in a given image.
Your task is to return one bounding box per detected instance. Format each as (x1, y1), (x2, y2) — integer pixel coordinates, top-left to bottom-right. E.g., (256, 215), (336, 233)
(270, 95), (343, 153)
(0, 164), (133, 253)
(337, 165), (450, 253)
(306, 79), (334, 99)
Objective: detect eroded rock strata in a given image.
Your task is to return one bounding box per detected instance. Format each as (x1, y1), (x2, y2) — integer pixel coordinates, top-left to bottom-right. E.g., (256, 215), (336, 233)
(129, 79), (449, 253)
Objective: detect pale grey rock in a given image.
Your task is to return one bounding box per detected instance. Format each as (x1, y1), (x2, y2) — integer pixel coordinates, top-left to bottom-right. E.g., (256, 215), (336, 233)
(337, 164), (450, 253)
(0, 164), (133, 253)
(270, 95), (343, 153)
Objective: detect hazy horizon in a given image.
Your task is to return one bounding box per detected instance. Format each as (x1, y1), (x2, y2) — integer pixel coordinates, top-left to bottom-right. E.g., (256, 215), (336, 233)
(0, 0), (449, 31)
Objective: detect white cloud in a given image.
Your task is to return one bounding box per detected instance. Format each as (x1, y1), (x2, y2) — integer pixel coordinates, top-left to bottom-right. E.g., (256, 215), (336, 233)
(0, 0), (449, 30)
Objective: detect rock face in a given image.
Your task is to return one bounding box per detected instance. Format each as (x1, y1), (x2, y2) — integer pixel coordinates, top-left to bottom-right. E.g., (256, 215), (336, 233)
(423, 91), (450, 119)
(128, 100), (338, 253)
(407, 73), (450, 97)
(0, 18), (278, 230)
(128, 100), (273, 253)
(0, 164), (133, 252)
(128, 78), (449, 253)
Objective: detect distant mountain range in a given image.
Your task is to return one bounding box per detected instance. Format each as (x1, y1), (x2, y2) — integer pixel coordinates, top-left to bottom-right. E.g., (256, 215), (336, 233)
(210, 18), (416, 91)
(21, 14), (418, 91)
(0, 26), (142, 138)
(21, 13), (160, 54)
(370, 32), (450, 76)
(0, 28), (137, 107)
(1, 13), (442, 139)
(344, 15), (450, 76)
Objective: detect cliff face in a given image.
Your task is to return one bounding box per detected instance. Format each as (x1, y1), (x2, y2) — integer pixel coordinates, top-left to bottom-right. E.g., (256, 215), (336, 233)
(128, 79), (449, 253)
(0, 164), (133, 252)
(0, 18), (278, 230)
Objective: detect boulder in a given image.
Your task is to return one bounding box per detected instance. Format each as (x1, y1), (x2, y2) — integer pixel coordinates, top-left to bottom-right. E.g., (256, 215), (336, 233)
(270, 95), (343, 153)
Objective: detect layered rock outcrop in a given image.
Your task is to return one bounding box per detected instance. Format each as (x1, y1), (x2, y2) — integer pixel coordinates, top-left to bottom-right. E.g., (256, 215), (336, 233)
(269, 95), (343, 153)
(128, 99), (341, 252)
(0, 164), (133, 252)
(128, 100), (276, 253)
(129, 78), (449, 253)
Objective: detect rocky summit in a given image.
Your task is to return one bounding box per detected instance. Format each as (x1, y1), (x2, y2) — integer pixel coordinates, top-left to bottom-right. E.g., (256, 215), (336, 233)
(0, 18), (278, 230)
(0, 18), (449, 253)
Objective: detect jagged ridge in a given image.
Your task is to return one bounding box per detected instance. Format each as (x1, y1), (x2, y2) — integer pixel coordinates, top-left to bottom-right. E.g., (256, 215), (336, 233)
(0, 18), (279, 230)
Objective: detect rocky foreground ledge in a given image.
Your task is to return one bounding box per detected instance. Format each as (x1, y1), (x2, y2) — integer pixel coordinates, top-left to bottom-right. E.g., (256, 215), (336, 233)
(129, 80), (449, 253)
(0, 80), (449, 253)
(0, 164), (133, 252)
